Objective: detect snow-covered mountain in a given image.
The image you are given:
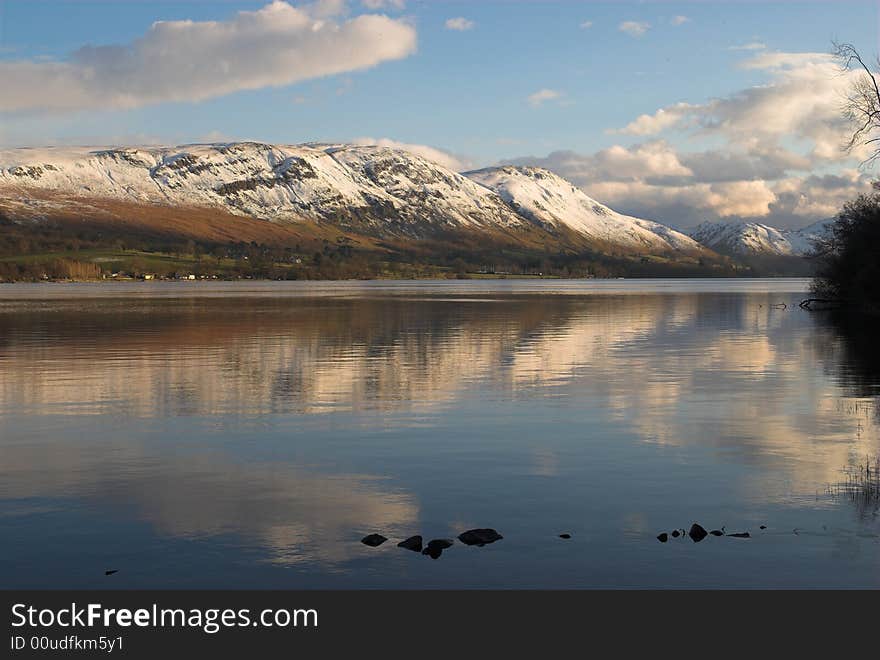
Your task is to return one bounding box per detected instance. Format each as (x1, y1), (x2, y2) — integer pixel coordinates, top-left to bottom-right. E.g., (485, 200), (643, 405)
(688, 219), (833, 257)
(0, 142), (706, 256)
(466, 166), (704, 253)
(786, 218), (834, 255)
(0, 142), (526, 234)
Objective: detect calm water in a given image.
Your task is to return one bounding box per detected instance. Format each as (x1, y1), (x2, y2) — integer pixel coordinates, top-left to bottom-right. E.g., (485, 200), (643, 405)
(1, 279), (878, 589)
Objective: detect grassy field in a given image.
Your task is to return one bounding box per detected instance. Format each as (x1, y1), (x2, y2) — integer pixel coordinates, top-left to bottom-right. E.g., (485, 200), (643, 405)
(1, 249), (227, 275)
(0, 247), (462, 281)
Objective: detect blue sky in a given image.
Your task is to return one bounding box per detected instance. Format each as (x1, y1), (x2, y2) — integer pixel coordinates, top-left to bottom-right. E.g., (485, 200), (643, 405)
(1, 0), (878, 228)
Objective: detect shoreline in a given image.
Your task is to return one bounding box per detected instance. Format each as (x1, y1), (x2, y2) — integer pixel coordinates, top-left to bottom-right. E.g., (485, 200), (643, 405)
(0, 272), (811, 284)
(0, 277), (813, 299)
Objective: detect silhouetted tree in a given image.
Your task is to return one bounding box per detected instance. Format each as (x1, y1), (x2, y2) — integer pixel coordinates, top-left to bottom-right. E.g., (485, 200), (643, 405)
(808, 43), (880, 312)
(811, 193), (880, 312)
(834, 41), (880, 166)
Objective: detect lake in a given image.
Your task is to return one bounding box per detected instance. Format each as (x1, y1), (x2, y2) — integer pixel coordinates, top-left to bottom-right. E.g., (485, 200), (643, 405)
(1, 279), (878, 588)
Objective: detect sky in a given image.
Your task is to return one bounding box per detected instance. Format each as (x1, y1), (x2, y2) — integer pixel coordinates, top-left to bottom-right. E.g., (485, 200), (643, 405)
(1, 0), (878, 230)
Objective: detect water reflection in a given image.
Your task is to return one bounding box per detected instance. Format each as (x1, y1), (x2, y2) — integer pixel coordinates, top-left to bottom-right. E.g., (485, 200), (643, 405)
(813, 310), (880, 402)
(0, 294), (821, 416)
(0, 435), (418, 566)
(0, 282), (878, 586)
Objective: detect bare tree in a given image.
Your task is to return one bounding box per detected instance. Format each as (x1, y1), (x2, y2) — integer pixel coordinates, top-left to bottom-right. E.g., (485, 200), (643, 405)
(834, 41), (880, 167)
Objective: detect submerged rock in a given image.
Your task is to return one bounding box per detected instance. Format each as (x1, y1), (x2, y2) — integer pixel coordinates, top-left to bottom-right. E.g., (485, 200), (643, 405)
(397, 535), (423, 552)
(689, 523), (708, 543)
(657, 533), (668, 543)
(422, 539), (454, 559)
(458, 528), (503, 547)
(559, 533), (571, 539)
(727, 532), (750, 538)
(361, 533), (388, 547)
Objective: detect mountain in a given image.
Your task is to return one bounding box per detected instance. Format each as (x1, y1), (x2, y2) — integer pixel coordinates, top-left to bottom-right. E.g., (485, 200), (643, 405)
(0, 142), (739, 281)
(786, 218), (834, 255)
(687, 219), (833, 257)
(0, 142), (528, 234)
(465, 165), (704, 254)
(0, 142), (711, 256)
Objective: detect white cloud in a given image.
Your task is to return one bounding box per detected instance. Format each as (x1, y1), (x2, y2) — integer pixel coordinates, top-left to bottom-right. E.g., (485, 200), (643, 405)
(308, 0), (349, 18)
(679, 146), (811, 183)
(613, 51), (861, 163)
(738, 50), (834, 70)
(499, 141), (872, 228)
(576, 178), (779, 224)
(579, 21), (593, 29)
(619, 21), (650, 37)
(671, 16), (690, 26)
(613, 102), (696, 135)
(501, 141), (691, 186)
(0, 1), (417, 113)
(590, 141), (694, 181)
(527, 88), (562, 107)
(770, 170), (868, 220)
(600, 142), (694, 179)
(537, 174), (780, 223)
(352, 137), (471, 171)
(445, 17), (475, 32)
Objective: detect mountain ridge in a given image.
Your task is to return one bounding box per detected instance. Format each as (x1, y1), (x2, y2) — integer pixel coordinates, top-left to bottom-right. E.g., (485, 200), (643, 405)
(466, 165), (704, 254)
(687, 218), (834, 257)
(0, 142), (709, 259)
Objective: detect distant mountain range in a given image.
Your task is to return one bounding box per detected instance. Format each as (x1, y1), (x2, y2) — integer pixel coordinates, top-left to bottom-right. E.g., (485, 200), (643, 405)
(0, 142), (708, 258)
(687, 218), (833, 257)
(0, 141), (831, 272)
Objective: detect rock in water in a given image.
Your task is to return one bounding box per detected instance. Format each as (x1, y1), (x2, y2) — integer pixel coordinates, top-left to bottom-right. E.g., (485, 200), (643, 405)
(397, 535), (423, 552)
(361, 533), (388, 547)
(759, 525), (767, 530)
(657, 533), (669, 543)
(104, 570), (118, 576)
(727, 532), (750, 538)
(426, 539), (454, 551)
(421, 539), (454, 559)
(559, 533), (571, 539)
(671, 530), (680, 538)
(710, 530), (724, 537)
(689, 523), (708, 543)
(458, 528), (503, 547)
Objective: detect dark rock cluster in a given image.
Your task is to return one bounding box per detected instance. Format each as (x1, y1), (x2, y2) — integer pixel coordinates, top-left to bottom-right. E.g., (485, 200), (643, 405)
(361, 528), (504, 560)
(656, 522), (763, 544)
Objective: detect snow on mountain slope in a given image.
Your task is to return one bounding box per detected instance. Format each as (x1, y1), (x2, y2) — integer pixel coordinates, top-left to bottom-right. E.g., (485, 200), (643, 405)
(329, 145), (524, 229)
(786, 218), (833, 255)
(0, 143), (382, 219)
(0, 143), (527, 236)
(688, 219), (833, 257)
(1, 142), (709, 255)
(688, 221), (793, 256)
(465, 166), (704, 253)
